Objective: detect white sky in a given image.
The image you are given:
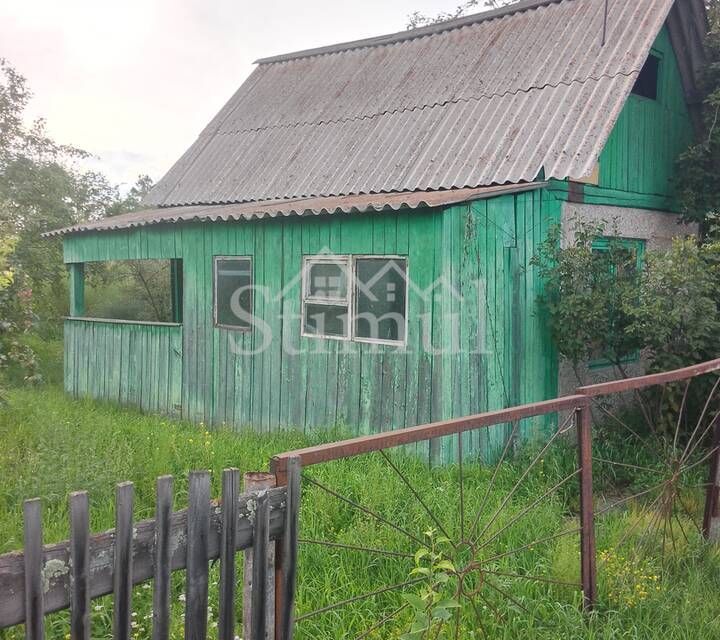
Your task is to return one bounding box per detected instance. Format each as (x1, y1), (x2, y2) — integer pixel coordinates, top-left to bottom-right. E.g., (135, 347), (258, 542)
(1, 0), (455, 191)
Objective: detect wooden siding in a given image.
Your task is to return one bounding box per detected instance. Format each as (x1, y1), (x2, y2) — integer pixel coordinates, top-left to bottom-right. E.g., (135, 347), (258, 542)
(63, 190), (560, 454)
(594, 27), (694, 208)
(64, 319), (182, 417)
(547, 27), (694, 212)
(436, 190), (560, 462)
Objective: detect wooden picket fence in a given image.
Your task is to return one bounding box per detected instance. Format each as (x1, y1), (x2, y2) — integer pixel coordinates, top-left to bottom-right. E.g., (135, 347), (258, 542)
(0, 460), (301, 640)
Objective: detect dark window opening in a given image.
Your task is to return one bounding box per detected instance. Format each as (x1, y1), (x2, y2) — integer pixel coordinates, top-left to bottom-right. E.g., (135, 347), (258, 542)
(631, 54), (660, 100)
(214, 257), (253, 330)
(84, 259), (182, 323)
(354, 258), (407, 343)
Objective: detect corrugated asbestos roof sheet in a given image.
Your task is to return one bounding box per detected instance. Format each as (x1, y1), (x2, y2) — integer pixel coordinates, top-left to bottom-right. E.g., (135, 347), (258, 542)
(44, 183), (544, 237)
(141, 0), (704, 209)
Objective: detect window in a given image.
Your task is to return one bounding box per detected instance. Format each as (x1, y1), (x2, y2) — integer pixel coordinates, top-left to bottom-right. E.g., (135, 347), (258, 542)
(589, 237), (645, 369)
(631, 53), (660, 100)
(355, 258), (407, 342)
(591, 237), (645, 274)
(214, 257), (253, 330)
(302, 257), (351, 339)
(302, 255), (408, 344)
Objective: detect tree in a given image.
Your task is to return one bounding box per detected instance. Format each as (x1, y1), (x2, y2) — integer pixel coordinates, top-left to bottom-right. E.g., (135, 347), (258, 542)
(674, 1), (720, 239)
(107, 174), (154, 216)
(0, 58), (153, 391)
(0, 215), (39, 396)
(407, 0), (515, 29)
(628, 238), (720, 374)
(0, 58), (121, 326)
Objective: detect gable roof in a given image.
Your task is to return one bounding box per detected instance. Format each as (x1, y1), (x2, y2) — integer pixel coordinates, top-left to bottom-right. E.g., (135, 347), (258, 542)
(143, 0), (706, 209)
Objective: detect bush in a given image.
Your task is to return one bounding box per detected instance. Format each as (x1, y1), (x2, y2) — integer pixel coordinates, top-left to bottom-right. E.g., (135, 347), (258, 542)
(532, 221), (643, 373)
(534, 224), (720, 437)
(628, 238), (720, 373)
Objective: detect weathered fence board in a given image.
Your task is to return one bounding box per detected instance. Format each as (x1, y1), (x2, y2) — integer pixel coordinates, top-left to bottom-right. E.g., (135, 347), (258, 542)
(219, 469), (240, 640)
(185, 472), (210, 640)
(244, 473), (276, 640)
(23, 499), (44, 640)
(152, 476), (173, 640)
(278, 457), (301, 640)
(251, 491), (270, 640)
(69, 491), (90, 640)
(113, 482), (134, 640)
(0, 486), (287, 628)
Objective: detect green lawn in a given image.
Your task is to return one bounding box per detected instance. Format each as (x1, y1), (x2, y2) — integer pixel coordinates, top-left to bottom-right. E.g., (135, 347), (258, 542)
(1, 345), (720, 639)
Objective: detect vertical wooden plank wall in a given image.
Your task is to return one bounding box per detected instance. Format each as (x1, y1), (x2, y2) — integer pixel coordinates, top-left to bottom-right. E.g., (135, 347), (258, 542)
(62, 190), (559, 459)
(64, 320), (182, 417)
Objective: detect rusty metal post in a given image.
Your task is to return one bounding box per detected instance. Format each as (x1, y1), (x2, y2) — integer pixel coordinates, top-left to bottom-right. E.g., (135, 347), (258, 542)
(576, 403), (597, 610)
(243, 472), (276, 640)
(703, 415), (720, 541)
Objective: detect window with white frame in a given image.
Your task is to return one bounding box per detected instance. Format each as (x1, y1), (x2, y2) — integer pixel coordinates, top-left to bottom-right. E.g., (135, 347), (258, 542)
(302, 255), (408, 344)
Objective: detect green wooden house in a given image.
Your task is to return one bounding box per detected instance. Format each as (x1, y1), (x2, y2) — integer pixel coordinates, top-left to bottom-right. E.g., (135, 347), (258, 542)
(46, 0), (706, 455)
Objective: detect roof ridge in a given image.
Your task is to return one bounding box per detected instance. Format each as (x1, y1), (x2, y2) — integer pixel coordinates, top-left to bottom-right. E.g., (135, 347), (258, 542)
(254, 0), (568, 65)
(206, 69), (642, 137)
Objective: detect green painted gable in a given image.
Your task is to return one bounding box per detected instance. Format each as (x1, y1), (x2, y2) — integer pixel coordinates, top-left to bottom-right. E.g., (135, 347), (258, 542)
(549, 26), (695, 212)
(597, 27), (693, 206)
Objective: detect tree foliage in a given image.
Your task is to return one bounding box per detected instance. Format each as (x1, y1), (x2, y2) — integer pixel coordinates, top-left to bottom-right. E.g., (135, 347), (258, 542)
(0, 58), (120, 324)
(532, 221), (643, 372)
(407, 0), (514, 29)
(535, 223), (720, 435)
(0, 58), (158, 388)
(628, 238), (720, 373)
(674, 1), (720, 237)
(534, 222), (720, 378)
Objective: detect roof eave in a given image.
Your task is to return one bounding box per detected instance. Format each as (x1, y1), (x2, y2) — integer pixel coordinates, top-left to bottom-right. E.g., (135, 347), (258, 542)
(43, 183), (548, 239)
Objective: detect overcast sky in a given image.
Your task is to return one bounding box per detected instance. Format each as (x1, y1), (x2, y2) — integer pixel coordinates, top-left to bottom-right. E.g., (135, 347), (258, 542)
(1, 0), (456, 191)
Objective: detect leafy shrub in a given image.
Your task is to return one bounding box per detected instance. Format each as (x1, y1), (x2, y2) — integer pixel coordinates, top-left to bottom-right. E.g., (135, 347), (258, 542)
(535, 223), (720, 376)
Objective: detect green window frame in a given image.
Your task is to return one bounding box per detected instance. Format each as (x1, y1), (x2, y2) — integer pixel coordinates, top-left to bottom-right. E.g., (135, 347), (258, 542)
(588, 236), (646, 370)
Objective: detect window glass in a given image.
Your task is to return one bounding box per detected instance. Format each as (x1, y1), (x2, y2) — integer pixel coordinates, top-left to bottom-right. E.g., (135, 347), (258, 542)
(302, 254), (408, 344)
(307, 261), (348, 300)
(354, 258), (407, 342)
(215, 257), (253, 329)
(302, 257), (351, 338)
(303, 303), (349, 338)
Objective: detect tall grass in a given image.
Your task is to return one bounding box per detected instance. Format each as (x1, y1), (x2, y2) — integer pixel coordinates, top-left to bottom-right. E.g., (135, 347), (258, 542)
(1, 344), (719, 638)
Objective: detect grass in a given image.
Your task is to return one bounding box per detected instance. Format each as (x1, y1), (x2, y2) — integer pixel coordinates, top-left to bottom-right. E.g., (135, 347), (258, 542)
(1, 340), (720, 638)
